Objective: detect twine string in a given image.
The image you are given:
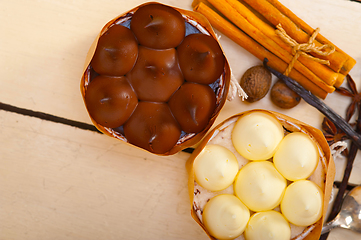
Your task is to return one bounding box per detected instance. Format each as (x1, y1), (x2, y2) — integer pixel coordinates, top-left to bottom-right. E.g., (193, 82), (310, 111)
(275, 23), (335, 76)
(330, 141), (348, 159)
(228, 70), (248, 101)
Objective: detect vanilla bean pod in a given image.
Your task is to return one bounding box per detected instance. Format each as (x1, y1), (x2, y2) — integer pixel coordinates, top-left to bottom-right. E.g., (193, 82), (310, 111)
(263, 58), (361, 150)
(263, 58), (360, 239)
(320, 86), (361, 239)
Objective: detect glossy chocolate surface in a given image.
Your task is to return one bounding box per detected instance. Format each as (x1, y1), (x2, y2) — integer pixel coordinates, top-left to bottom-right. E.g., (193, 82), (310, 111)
(85, 75), (138, 128)
(84, 3), (227, 154)
(91, 25), (138, 76)
(126, 46), (183, 102)
(130, 4), (185, 49)
(177, 34), (225, 85)
(123, 102), (181, 154)
(169, 82), (216, 133)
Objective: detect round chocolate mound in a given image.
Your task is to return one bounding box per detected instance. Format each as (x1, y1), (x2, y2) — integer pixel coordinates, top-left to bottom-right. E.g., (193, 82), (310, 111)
(169, 82), (216, 133)
(85, 75), (138, 128)
(123, 102), (182, 154)
(177, 33), (225, 84)
(126, 46), (183, 102)
(91, 25), (138, 76)
(130, 4), (185, 49)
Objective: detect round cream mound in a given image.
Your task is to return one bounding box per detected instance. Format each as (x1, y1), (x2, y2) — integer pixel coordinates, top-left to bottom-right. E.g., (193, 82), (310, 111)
(194, 144), (239, 191)
(231, 112), (284, 161)
(203, 194), (250, 240)
(234, 161), (287, 212)
(245, 210), (291, 240)
(273, 132), (319, 181)
(281, 180), (323, 227)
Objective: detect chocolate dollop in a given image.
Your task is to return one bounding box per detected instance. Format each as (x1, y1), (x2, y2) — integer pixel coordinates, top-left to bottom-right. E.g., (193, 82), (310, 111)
(177, 33), (225, 84)
(126, 46), (184, 102)
(91, 25), (138, 76)
(130, 4), (185, 49)
(123, 102), (182, 154)
(85, 75), (138, 128)
(169, 82), (216, 133)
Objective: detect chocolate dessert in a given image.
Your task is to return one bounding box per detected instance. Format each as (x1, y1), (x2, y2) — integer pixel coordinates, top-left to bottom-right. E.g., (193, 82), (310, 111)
(81, 2), (231, 155)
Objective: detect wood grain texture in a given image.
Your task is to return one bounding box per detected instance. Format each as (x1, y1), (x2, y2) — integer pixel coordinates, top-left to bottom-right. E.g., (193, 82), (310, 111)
(1, 0), (361, 239)
(0, 111), (208, 240)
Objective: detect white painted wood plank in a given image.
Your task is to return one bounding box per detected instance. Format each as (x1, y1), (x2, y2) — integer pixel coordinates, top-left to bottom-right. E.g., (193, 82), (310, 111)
(1, 0), (361, 239)
(0, 112), (361, 239)
(0, 0), (360, 126)
(0, 111), (207, 240)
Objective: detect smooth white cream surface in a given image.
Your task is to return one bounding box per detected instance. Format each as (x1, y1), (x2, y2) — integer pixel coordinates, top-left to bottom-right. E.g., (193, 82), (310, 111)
(281, 180), (323, 227)
(245, 211), (291, 240)
(234, 161), (286, 212)
(203, 194), (250, 240)
(194, 144), (239, 191)
(231, 112), (284, 161)
(192, 114), (327, 240)
(273, 132), (319, 181)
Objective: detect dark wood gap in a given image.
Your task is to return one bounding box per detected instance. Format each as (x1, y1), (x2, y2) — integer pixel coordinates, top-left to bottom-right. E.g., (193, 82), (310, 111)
(0, 102), (195, 154)
(182, 148), (195, 154)
(0, 102), (100, 133)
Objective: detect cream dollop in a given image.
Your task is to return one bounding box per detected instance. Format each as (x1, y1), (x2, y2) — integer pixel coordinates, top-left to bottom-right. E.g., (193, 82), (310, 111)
(234, 161), (286, 212)
(203, 194), (250, 239)
(281, 180), (323, 226)
(193, 144), (239, 191)
(273, 132), (319, 181)
(231, 111), (284, 161)
(245, 210), (291, 240)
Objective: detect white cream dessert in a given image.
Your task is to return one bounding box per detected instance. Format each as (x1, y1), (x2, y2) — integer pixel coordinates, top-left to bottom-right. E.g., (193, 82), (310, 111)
(203, 194), (250, 240)
(273, 132), (319, 181)
(244, 211), (291, 240)
(281, 180), (323, 227)
(194, 144), (239, 191)
(231, 112), (284, 161)
(189, 111), (330, 240)
(234, 161), (286, 212)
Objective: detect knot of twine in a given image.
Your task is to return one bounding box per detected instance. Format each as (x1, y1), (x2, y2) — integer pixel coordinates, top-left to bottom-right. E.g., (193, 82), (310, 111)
(275, 23), (335, 76)
(228, 71), (248, 101)
(330, 141), (348, 159)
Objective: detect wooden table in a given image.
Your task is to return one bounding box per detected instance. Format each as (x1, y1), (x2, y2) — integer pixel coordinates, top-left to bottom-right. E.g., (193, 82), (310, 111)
(1, 0), (361, 239)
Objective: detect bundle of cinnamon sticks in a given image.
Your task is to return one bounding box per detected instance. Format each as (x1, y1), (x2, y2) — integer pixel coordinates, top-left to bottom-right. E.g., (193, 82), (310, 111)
(192, 0), (356, 99)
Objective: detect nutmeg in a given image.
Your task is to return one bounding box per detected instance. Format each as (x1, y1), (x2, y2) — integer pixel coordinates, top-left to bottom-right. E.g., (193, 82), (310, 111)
(240, 65), (272, 103)
(271, 80), (301, 109)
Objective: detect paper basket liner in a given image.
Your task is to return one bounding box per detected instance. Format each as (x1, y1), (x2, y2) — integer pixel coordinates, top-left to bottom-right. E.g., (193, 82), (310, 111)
(80, 2), (231, 155)
(186, 109), (335, 240)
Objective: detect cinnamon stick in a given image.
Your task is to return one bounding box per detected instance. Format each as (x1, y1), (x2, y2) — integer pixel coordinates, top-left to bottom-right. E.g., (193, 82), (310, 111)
(191, 0), (213, 8)
(266, 0), (356, 76)
(193, 2), (328, 99)
(335, 73), (346, 88)
(242, 0), (355, 75)
(206, 0), (335, 93)
(219, 0), (338, 87)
